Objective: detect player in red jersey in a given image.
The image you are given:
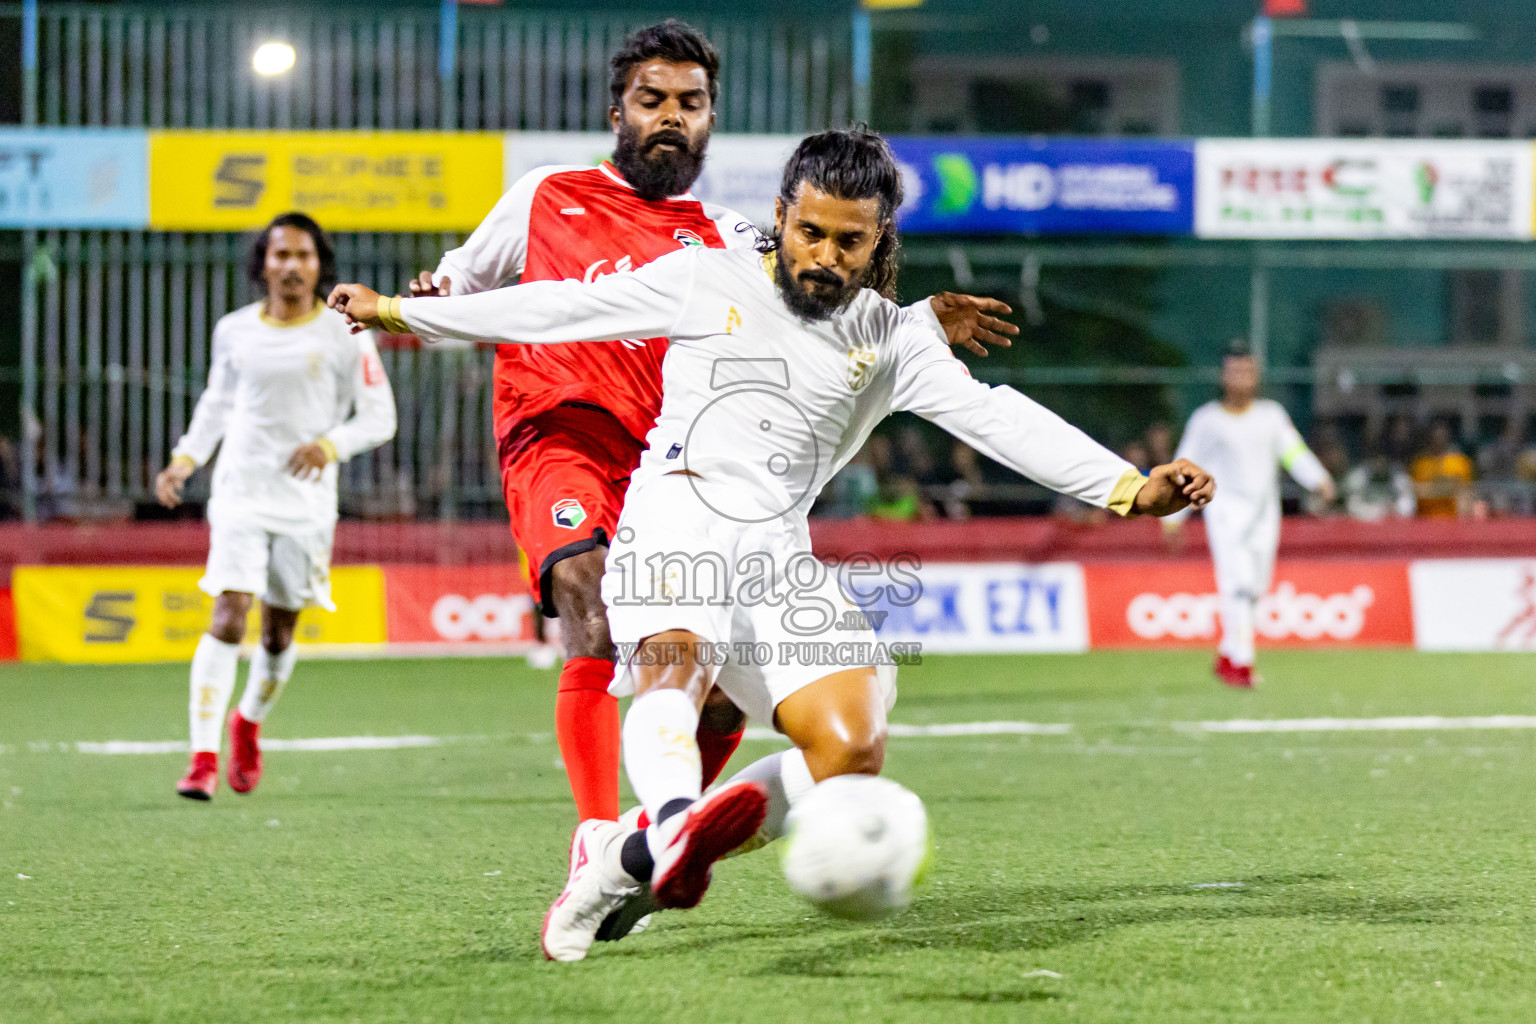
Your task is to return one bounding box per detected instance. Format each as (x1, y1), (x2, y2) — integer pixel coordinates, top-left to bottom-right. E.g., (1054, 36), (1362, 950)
(411, 22), (1015, 835)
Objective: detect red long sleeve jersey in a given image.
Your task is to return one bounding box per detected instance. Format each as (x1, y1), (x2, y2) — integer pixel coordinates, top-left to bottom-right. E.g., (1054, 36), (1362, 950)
(434, 160), (758, 447)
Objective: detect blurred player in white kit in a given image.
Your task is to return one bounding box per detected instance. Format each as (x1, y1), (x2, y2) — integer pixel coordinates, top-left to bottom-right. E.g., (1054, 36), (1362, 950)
(1164, 344), (1334, 688)
(155, 213), (397, 800)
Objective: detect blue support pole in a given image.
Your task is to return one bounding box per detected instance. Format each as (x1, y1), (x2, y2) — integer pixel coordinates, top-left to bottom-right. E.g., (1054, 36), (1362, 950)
(23, 0), (39, 126)
(438, 0), (458, 129)
(1251, 15), (1272, 137)
(852, 7), (871, 125)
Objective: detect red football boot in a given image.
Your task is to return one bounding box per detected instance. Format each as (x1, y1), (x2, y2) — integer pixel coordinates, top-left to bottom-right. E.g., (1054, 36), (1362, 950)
(1214, 654), (1256, 689)
(650, 781), (768, 910)
(176, 751), (218, 800)
(226, 710), (263, 794)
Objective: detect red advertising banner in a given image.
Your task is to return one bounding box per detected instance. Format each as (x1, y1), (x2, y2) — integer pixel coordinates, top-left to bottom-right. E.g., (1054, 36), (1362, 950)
(0, 588), (16, 661)
(382, 565), (536, 646)
(1084, 560), (1414, 648)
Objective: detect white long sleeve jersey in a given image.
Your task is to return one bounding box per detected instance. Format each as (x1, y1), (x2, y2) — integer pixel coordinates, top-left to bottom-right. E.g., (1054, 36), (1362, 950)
(173, 302), (398, 533)
(1171, 399), (1330, 527)
(395, 246), (1140, 523)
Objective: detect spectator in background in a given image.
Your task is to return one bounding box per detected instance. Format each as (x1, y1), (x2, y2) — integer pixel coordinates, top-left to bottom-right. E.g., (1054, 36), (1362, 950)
(1144, 421), (1174, 468)
(1382, 415), (1417, 466)
(1476, 422), (1536, 517)
(1343, 449), (1417, 521)
(821, 440), (880, 519)
(1410, 421), (1474, 518)
(1309, 420), (1351, 516)
(938, 441), (986, 522)
(1121, 439), (1152, 475)
(0, 435), (21, 520)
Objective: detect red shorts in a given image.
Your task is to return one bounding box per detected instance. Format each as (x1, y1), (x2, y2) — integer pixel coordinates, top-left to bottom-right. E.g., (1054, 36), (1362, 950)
(498, 403), (646, 614)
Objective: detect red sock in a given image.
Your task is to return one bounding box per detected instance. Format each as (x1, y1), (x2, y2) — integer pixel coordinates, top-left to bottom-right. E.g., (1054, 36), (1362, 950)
(697, 724), (745, 789)
(554, 657), (620, 822)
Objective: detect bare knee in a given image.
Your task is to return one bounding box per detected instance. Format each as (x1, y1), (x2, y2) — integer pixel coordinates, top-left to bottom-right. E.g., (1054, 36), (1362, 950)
(261, 605), (299, 654)
(549, 548), (613, 661)
(804, 729), (886, 781)
(208, 592), (251, 645)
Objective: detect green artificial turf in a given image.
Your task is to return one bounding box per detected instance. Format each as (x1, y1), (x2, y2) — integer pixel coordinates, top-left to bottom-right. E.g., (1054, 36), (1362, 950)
(3, 650), (1534, 1023)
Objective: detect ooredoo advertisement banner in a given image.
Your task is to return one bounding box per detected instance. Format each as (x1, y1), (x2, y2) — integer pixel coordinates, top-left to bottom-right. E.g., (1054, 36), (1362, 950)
(1195, 139), (1535, 239)
(381, 564), (537, 648)
(1409, 559), (1536, 652)
(1083, 560), (1415, 648)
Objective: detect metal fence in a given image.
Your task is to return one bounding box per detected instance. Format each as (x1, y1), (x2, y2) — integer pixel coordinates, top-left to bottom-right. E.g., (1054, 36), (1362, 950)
(16, 4), (853, 521)
(29, 3), (851, 132)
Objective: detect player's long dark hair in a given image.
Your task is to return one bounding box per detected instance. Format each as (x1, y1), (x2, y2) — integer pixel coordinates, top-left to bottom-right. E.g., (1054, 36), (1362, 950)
(756, 126), (903, 300)
(248, 211), (336, 300)
(609, 19), (720, 108)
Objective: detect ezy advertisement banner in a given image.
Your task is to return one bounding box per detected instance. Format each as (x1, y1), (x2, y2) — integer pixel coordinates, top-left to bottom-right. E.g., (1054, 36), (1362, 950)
(1195, 139), (1536, 239)
(889, 137), (1196, 235)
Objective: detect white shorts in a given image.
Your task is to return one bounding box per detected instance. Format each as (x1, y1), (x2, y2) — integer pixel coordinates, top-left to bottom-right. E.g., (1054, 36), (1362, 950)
(602, 474), (899, 726)
(1206, 504), (1280, 600)
(200, 518), (336, 612)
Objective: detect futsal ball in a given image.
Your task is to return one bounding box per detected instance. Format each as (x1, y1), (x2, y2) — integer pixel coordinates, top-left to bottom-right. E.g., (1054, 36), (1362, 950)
(781, 775), (930, 921)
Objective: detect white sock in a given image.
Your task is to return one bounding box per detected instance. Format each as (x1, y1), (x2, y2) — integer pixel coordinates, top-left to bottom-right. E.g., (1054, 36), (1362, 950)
(189, 634), (241, 753)
(237, 644), (297, 724)
(721, 747), (815, 851)
(623, 689), (702, 825)
(1219, 591), (1257, 667)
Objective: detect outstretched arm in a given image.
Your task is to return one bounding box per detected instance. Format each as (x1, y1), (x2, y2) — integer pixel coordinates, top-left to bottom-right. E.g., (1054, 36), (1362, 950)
(329, 247), (697, 347)
(890, 325), (1211, 516)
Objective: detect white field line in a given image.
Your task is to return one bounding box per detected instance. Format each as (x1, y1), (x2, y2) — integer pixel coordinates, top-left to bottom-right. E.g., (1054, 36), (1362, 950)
(9, 715), (1536, 756)
(1179, 715), (1536, 734)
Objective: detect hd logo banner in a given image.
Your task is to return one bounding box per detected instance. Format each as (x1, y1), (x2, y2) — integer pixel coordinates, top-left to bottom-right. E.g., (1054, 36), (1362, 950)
(148, 131), (504, 231)
(889, 137), (1196, 235)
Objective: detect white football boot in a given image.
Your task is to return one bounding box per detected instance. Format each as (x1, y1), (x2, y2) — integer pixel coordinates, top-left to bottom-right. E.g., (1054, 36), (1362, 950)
(540, 819), (639, 962)
(595, 806), (657, 943)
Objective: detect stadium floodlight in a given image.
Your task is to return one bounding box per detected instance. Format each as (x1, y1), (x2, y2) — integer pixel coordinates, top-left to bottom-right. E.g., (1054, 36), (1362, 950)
(252, 41), (296, 77)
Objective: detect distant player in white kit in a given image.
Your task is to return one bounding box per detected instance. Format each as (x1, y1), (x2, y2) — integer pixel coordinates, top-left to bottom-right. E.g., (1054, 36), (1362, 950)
(156, 213), (398, 800)
(1164, 344), (1334, 688)
(329, 128), (1214, 960)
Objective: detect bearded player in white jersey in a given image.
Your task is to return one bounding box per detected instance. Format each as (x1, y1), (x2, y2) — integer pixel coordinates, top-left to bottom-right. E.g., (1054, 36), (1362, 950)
(157, 213), (398, 801)
(1164, 345), (1335, 688)
(330, 127), (1214, 961)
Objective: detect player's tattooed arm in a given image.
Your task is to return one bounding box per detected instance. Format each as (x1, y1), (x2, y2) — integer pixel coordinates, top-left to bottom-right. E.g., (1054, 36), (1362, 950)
(1133, 458), (1216, 517)
(928, 293), (1020, 357)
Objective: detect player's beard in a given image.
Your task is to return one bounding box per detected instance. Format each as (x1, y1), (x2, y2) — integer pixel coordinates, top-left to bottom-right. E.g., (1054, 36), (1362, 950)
(611, 119), (709, 201)
(773, 248), (863, 322)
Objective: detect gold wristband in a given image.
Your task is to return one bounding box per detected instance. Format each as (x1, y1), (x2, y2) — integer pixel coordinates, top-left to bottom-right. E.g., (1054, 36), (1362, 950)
(378, 295), (411, 335)
(170, 453), (197, 472)
(315, 438), (339, 464)
(1107, 468), (1149, 518)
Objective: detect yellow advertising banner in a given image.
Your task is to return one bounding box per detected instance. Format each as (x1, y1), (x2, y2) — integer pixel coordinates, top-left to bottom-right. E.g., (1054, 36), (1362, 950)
(147, 131), (504, 231)
(13, 566), (386, 663)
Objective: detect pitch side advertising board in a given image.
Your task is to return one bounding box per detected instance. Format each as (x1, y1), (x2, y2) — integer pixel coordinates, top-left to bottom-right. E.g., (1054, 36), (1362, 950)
(889, 137), (1196, 235)
(1194, 139), (1536, 239)
(1083, 560), (1416, 648)
(858, 561), (1091, 654)
(501, 131), (797, 227)
(382, 565), (538, 648)
(1409, 559), (1536, 652)
(0, 129), (148, 228)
